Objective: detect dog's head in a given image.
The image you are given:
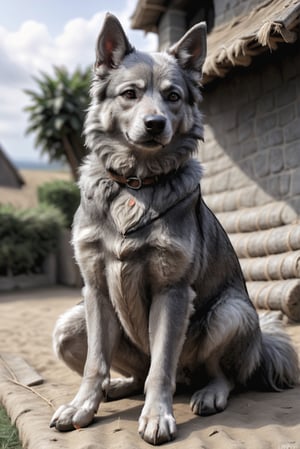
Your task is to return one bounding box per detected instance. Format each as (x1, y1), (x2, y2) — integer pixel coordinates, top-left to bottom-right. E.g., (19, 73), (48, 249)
(85, 13), (206, 172)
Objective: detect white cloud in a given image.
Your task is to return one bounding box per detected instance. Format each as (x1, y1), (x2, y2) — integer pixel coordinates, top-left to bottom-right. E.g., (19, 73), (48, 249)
(52, 12), (105, 70)
(0, 8), (158, 163)
(1, 22), (52, 79)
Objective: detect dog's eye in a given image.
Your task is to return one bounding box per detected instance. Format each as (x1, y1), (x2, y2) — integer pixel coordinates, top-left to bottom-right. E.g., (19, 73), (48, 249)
(167, 92), (181, 102)
(121, 89), (137, 100)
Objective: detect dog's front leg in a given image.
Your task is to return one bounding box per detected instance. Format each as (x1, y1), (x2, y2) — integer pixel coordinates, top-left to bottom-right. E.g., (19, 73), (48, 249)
(50, 285), (120, 431)
(138, 285), (194, 445)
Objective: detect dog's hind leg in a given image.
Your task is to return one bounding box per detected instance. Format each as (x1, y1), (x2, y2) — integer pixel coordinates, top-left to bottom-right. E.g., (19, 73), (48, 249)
(108, 337), (149, 400)
(53, 302), (87, 375)
(53, 301), (148, 399)
(189, 292), (261, 416)
(190, 355), (233, 415)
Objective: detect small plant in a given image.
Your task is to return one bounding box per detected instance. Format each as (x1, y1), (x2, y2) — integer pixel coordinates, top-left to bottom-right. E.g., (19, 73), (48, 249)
(0, 204), (65, 276)
(38, 180), (80, 228)
(0, 406), (22, 449)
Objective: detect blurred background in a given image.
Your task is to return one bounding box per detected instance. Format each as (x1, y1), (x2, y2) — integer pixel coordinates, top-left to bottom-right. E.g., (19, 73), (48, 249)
(0, 0), (157, 170)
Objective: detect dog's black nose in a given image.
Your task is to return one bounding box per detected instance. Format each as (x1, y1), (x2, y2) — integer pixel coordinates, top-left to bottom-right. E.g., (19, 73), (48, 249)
(144, 115), (166, 135)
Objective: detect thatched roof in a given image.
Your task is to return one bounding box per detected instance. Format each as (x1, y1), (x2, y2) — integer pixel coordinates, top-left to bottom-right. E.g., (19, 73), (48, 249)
(203, 0), (300, 84)
(131, 0), (167, 33)
(0, 144), (24, 188)
(131, 0), (300, 84)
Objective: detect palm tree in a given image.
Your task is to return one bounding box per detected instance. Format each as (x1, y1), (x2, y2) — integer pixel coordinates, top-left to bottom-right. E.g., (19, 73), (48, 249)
(24, 66), (91, 179)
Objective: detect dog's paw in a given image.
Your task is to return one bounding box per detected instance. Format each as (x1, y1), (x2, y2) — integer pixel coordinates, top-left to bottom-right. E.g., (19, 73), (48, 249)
(138, 408), (176, 445)
(190, 386), (228, 416)
(50, 404), (95, 431)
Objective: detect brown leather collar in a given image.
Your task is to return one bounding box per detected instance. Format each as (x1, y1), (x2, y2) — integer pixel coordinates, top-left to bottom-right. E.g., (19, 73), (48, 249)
(108, 169), (173, 190)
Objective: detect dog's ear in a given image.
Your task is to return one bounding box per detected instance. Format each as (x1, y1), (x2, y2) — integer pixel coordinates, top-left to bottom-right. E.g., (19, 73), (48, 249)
(168, 22), (207, 73)
(95, 13), (134, 68)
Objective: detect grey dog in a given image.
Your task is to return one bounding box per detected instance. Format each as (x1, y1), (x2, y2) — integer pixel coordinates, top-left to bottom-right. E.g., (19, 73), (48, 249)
(50, 13), (299, 445)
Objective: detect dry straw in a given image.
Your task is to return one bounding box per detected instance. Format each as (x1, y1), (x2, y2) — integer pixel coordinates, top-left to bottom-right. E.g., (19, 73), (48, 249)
(247, 279), (300, 321)
(202, 0), (300, 84)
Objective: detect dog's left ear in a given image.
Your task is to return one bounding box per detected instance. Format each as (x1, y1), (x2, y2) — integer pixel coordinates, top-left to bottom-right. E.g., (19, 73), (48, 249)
(168, 22), (207, 74)
(95, 13), (134, 68)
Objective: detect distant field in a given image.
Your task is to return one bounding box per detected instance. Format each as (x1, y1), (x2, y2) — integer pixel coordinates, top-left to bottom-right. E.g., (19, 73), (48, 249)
(13, 160), (67, 171)
(0, 169), (72, 209)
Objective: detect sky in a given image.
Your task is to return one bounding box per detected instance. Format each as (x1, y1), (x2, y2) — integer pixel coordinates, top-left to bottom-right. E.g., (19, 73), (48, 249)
(0, 0), (158, 165)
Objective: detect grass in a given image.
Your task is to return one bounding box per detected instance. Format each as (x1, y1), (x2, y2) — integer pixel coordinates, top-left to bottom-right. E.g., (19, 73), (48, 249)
(0, 406), (22, 449)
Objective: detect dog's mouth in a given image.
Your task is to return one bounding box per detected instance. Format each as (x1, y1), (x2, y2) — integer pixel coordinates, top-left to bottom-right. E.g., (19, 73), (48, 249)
(125, 133), (165, 150)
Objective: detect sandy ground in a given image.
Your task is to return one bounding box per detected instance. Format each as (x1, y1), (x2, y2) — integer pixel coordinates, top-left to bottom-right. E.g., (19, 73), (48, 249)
(0, 287), (300, 449)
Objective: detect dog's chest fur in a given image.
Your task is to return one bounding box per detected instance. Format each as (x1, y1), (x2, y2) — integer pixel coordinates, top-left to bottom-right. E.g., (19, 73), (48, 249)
(106, 221), (194, 352)
(105, 188), (199, 352)
(75, 160), (202, 352)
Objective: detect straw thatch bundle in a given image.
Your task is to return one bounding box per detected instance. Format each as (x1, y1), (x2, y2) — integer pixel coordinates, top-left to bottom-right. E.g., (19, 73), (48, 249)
(203, 0), (300, 84)
(217, 202), (298, 233)
(247, 279), (300, 321)
(230, 224), (300, 258)
(240, 251), (300, 282)
(205, 185), (271, 213)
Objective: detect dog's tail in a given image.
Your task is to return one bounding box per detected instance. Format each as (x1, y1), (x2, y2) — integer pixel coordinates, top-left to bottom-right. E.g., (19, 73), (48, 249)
(249, 313), (299, 391)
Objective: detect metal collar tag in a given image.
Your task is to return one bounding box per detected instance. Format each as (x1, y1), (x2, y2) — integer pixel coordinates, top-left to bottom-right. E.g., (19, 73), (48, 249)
(126, 177), (143, 189)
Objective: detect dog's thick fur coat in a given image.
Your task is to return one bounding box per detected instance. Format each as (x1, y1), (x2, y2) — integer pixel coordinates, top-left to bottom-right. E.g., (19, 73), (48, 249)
(51, 14), (299, 445)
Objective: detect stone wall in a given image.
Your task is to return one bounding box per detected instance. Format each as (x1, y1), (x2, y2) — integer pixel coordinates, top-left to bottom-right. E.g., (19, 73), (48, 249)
(158, 9), (186, 50)
(199, 41), (300, 214)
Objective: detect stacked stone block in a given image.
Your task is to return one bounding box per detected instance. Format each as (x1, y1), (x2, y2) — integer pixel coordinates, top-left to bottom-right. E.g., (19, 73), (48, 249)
(200, 42), (300, 214)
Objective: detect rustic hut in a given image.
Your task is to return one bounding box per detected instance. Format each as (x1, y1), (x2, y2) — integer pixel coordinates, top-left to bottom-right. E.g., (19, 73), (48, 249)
(0, 144), (24, 188)
(131, 0), (300, 320)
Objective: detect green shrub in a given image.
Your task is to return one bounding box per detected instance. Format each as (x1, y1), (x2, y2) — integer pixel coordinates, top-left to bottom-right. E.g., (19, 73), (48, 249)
(0, 406), (22, 449)
(38, 180), (80, 228)
(0, 204), (65, 276)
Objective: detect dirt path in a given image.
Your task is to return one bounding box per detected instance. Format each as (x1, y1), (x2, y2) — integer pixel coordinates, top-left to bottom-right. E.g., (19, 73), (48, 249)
(0, 287), (300, 449)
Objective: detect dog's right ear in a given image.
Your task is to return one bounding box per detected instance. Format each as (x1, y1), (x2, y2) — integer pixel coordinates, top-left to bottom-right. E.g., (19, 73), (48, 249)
(95, 13), (134, 69)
